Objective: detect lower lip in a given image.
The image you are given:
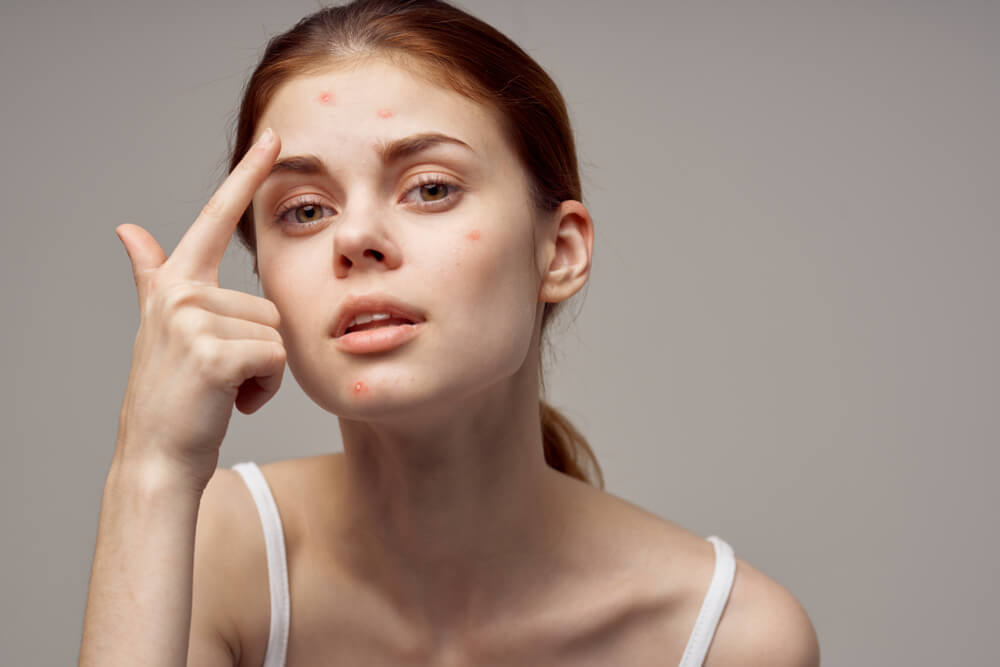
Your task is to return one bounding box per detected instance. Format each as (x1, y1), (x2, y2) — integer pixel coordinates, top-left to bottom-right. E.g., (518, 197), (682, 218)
(333, 323), (423, 354)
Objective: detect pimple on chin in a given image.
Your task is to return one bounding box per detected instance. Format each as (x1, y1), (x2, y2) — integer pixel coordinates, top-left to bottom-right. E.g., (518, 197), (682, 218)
(317, 91), (334, 104)
(376, 108), (394, 119)
(465, 229), (481, 241)
(352, 381), (370, 396)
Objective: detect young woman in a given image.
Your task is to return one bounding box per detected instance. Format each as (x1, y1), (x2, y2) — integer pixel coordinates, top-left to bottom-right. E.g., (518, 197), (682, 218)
(81, 1), (819, 665)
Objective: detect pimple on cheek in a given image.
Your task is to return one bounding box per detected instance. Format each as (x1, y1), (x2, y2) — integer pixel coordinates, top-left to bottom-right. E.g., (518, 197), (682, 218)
(317, 91), (335, 104)
(376, 108), (394, 119)
(465, 229), (481, 241)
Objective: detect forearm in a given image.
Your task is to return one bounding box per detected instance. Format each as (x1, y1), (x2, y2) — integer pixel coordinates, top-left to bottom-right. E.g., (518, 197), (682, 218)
(79, 456), (203, 666)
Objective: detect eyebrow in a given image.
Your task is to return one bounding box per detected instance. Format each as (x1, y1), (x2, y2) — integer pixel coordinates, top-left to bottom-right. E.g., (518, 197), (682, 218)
(267, 132), (477, 179)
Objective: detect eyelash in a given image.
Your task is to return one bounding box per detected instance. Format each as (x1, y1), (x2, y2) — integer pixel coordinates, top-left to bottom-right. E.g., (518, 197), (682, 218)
(273, 174), (463, 230)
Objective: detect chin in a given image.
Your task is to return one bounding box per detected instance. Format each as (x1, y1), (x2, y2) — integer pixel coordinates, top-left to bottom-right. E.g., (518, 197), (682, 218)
(285, 330), (535, 422)
(287, 356), (457, 421)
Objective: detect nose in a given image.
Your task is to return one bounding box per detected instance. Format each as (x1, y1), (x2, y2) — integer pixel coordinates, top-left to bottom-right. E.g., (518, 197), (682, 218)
(332, 208), (402, 278)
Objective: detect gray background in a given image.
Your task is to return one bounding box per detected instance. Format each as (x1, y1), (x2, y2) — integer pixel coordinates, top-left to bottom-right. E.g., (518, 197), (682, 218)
(2, 0), (997, 664)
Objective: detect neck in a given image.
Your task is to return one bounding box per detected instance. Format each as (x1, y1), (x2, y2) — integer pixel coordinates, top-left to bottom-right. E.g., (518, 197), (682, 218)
(326, 357), (568, 646)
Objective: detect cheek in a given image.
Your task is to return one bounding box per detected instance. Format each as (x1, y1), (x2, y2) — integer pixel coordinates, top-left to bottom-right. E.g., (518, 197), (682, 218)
(455, 221), (535, 287)
(257, 242), (295, 300)
(257, 248), (323, 342)
(450, 228), (539, 331)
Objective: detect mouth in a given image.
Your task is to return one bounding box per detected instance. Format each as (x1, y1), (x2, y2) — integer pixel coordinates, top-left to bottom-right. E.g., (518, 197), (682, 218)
(333, 319), (423, 355)
(342, 315), (417, 336)
(332, 294), (426, 339)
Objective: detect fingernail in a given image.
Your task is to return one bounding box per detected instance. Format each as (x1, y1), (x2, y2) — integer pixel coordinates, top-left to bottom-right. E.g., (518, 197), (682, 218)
(256, 127), (274, 147)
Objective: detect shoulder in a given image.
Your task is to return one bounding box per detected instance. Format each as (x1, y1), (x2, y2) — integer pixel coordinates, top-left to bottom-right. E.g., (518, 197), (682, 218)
(190, 466), (263, 665)
(566, 481), (819, 666)
(201, 456), (317, 580)
(191, 459), (313, 666)
(704, 553), (820, 667)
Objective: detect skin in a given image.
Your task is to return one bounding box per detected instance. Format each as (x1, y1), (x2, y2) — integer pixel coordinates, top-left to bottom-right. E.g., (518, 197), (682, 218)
(207, 58), (820, 665)
(249, 58), (595, 650)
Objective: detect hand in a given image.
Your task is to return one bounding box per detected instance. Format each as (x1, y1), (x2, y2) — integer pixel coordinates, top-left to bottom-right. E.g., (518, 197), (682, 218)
(113, 128), (285, 492)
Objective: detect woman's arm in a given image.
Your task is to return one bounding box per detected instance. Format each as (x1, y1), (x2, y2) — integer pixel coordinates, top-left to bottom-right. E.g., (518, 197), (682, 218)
(79, 456), (203, 666)
(80, 128), (283, 665)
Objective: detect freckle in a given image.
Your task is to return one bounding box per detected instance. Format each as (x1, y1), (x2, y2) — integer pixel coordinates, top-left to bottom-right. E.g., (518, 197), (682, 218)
(318, 91), (334, 104)
(466, 230), (481, 241)
(376, 108), (394, 119)
(352, 381), (369, 395)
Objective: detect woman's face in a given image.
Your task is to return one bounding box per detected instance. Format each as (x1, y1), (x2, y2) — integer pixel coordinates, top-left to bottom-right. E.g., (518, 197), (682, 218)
(251, 59), (550, 419)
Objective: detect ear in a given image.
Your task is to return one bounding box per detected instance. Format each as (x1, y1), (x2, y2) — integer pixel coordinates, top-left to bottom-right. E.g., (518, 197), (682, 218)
(537, 200), (594, 304)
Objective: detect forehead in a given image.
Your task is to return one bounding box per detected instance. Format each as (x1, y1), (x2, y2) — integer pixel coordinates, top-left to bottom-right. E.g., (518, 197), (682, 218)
(258, 60), (507, 162)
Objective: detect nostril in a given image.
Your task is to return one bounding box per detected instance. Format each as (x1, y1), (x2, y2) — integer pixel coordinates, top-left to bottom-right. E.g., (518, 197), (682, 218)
(366, 249), (384, 261)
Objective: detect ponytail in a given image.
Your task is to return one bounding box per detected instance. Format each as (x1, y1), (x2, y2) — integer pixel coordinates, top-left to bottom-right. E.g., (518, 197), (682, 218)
(540, 399), (604, 489)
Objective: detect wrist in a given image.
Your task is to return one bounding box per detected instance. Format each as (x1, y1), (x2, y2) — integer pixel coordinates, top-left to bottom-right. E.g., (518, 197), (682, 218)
(107, 447), (207, 502)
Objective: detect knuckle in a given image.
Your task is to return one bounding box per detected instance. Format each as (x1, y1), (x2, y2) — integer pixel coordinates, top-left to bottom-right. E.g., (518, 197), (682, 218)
(271, 342), (287, 366)
(161, 282), (199, 314)
(174, 309), (209, 339)
(264, 326), (283, 344)
(191, 336), (225, 374)
(253, 297), (281, 328)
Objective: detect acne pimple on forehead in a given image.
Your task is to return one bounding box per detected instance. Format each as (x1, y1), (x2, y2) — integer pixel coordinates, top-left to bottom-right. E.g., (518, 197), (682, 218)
(352, 381), (369, 395)
(376, 108), (394, 119)
(466, 230), (481, 241)
(318, 91), (334, 104)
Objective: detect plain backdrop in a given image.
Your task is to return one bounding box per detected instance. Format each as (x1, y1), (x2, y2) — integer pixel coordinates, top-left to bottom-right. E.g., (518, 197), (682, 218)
(2, 1), (998, 664)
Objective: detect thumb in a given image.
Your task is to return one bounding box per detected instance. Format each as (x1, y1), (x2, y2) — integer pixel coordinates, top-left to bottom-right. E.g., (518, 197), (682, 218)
(115, 224), (167, 298)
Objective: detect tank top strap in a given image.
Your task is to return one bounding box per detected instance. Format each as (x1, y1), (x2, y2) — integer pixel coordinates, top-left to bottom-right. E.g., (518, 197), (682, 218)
(232, 461), (290, 667)
(677, 535), (736, 667)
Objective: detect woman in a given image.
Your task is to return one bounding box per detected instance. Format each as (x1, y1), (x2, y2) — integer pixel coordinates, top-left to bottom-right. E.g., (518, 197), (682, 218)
(81, 1), (819, 665)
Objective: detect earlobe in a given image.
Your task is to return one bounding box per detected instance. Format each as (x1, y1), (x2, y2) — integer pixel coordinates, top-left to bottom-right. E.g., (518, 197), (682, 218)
(538, 200), (594, 304)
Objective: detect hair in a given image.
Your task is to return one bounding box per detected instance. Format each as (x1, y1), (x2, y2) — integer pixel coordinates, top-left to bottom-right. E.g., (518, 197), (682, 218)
(226, 0), (603, 489)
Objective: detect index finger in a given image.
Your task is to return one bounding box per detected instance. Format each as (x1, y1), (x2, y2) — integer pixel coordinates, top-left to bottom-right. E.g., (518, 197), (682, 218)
(170, 128), (280, 282)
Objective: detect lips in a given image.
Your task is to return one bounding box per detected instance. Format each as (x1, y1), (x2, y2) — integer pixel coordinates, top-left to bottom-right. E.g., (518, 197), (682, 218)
(332, 293), (426, 338)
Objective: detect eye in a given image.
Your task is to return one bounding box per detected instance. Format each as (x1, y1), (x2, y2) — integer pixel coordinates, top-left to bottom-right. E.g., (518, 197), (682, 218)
(272, 175), (463, 231)
(273, 196), (335, 229)
(402, 174), (463, 210)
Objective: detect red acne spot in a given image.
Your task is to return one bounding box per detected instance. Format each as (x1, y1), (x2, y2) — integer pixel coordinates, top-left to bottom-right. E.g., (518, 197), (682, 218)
(466, 230), (481, 241)
(352, 381), (369, 396)
(318, 91), (334, 104)
(376, 108), (394, 119)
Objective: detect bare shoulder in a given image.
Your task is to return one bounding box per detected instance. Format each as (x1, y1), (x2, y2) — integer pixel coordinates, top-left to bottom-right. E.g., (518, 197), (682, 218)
(569, 482), (819, 666)
(187, 457), (324, 666)
(702, 547), (821, 667)
(190, 462), (303, 667)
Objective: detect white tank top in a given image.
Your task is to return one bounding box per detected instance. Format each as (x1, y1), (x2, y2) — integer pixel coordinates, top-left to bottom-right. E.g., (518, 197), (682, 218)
(233, 461), (736, 667)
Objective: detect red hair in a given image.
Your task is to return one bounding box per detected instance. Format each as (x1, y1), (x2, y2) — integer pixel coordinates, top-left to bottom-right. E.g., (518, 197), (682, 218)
(227, 0), (603, 488)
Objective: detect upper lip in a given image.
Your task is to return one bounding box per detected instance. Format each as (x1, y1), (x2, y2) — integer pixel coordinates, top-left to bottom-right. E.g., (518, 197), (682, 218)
(332, 293), (426, 338)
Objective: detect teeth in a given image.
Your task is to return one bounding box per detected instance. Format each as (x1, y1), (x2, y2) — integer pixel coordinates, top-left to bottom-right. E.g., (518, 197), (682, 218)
(348, 312), (393, 328)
